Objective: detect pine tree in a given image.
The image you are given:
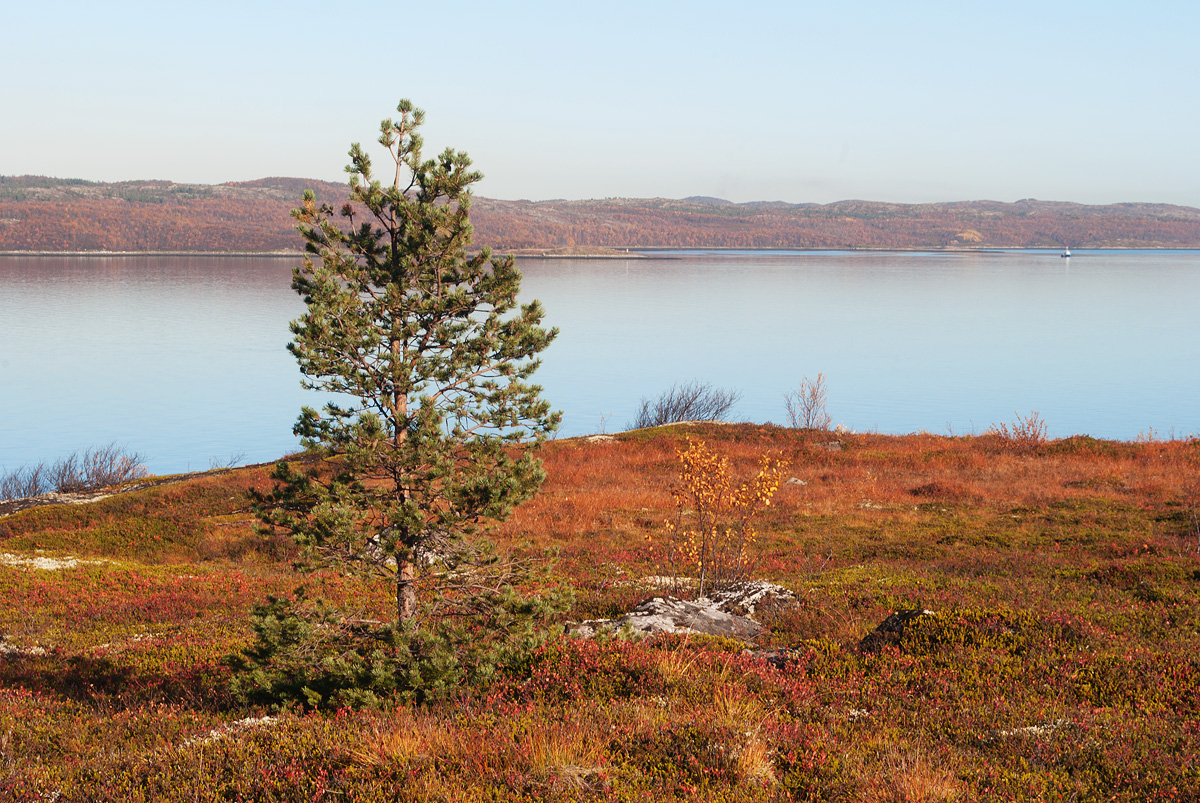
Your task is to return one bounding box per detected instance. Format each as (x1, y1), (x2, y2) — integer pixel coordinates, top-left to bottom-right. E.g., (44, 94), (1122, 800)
(263, 99), (559, 625)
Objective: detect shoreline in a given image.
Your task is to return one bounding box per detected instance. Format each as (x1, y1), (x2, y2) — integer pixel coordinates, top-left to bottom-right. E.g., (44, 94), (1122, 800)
(2, 245), (1196, 259)
(0, 250), (302, 258)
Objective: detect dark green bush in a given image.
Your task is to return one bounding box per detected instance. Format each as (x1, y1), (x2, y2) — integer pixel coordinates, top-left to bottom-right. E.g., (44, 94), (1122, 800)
(229, 584), (570, 710)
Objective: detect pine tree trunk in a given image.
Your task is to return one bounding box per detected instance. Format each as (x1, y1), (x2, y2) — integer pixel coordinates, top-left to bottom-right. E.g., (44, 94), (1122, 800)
(392, 332), (417, 624)
(397, 558), (417, 623)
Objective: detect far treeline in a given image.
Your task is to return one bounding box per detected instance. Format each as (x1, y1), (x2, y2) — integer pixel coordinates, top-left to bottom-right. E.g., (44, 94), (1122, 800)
(3, 174), (1200, 252)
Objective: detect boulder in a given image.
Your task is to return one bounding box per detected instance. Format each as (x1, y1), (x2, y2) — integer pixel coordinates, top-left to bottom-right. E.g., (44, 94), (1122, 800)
(858, 608), (936, 653)
(702, 580), (798, 617)
(570, 596), (763, 641)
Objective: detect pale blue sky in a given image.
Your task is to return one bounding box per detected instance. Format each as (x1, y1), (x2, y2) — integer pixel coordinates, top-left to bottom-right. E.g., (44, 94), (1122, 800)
(4, 0), (1198, 205)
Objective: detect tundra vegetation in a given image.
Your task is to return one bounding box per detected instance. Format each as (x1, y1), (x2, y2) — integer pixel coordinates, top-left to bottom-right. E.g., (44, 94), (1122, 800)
(631, 380), (741, 429)
(0, 444), (148, 501)
(783, 374), (832, 431)
(1, 423), (1198, 801)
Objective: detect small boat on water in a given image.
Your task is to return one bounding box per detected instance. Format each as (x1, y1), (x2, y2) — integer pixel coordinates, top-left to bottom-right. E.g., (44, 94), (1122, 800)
(1061, 247), (1072, 258)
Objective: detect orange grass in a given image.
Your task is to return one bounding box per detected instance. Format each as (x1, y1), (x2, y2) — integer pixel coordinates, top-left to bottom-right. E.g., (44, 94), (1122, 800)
(0, 424), (1196, 801)
(499, 425), (1199, 584)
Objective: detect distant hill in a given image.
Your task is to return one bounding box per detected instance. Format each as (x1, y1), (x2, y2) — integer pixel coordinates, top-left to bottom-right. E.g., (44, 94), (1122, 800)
(0, 176), (349, 252)
(3, 175), (1199, 252)
(472, 196), (1200, 251)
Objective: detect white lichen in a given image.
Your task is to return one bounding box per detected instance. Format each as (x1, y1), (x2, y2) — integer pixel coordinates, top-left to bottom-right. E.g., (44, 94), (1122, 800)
(185, 715), (280, 747)
(0, 552), (102, 571)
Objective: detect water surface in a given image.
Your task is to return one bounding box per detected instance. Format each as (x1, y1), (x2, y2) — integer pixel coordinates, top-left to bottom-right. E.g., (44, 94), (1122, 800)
(525, 249), (1200, 439)
(1, 250), (1196, 474)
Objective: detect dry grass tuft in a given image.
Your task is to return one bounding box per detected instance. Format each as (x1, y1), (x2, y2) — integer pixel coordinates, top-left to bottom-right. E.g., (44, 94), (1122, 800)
(348, 709), (451, 768)
(524, 718), (608, 791)
(855, 742), (965, 802)
(736, 733), (777, 787)
(708, 682), (767, 730)
(653, 645), (699, 688)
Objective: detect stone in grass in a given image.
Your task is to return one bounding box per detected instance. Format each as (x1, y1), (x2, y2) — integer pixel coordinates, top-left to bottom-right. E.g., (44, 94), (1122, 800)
(624, 578), (798, 616)
(703, 580), (798, 618)
(570, 597), (763, 641)
(858, 608), (936, 653)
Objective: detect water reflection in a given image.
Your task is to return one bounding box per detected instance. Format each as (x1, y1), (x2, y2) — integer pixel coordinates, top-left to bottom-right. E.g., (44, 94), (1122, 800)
(1, 251), (1197, 474)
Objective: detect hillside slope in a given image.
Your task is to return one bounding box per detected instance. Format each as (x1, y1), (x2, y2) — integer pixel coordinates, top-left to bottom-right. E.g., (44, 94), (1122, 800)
(3, 175), (1200, 251)
(0, 425), (1198, 800)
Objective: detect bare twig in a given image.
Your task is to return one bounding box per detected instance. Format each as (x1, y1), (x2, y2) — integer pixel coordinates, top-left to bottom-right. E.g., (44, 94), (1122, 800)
(0, 443), (148, 501)
(784, 373), (832, 430)
(630, 381), (740, 429)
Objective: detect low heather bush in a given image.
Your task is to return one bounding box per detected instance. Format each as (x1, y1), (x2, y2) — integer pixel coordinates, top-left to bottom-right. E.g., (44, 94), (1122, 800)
(0, 443), (148, 501)
(987, 410), (1049, 453)
(230, 582), (570, 710)
(629, 380), (740, 429)
(784, 372), (833, 430)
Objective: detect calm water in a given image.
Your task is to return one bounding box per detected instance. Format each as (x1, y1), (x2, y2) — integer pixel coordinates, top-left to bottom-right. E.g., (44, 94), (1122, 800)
(1, 250), (1197, 474)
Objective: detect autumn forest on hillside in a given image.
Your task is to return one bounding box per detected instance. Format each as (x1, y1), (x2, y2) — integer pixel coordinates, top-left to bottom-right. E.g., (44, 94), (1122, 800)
(3, 175), (1200, 252)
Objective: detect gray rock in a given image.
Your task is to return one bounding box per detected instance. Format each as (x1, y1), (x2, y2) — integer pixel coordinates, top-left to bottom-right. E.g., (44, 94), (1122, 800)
(701, 580), (798, 617)
(859, 608), (936, 653)
(570, 596), (763, 641)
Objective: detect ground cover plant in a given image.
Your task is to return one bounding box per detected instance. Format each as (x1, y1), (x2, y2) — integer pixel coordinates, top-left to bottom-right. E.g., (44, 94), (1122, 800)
(1, 424), (1198, 801)
(0, 443), (148, 502)
(630, 380), (741, 429)
(783, 374), (832, 432)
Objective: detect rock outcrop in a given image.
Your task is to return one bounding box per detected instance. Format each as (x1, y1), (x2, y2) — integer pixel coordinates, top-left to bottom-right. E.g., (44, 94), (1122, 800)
(858, 608), (936, 653)
(570, 596), (763, 640)
(568, 580), (797, 642)
(705, 580), (797, 617)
